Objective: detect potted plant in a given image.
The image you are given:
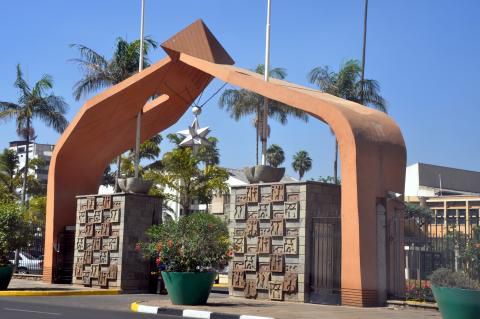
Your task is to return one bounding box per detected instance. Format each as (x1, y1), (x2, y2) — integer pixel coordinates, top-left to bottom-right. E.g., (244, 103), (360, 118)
(0, 201), (30, 290)
(430, 268), (480, 319)
(139, 213), (231, 305)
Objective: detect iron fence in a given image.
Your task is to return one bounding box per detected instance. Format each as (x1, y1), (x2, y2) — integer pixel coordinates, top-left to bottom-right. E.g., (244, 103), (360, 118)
(10, 224), (45, 275)
(404, 216), (480, 301)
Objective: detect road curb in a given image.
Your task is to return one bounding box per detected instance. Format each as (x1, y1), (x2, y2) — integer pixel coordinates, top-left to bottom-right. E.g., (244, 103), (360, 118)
(130, 302), (274, 319)
(0, 289), (121, 297)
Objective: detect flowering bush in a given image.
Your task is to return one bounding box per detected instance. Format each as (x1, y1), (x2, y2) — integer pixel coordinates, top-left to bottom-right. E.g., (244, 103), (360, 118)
(139, 213), (232, 272)
(405, 280), (433, 302)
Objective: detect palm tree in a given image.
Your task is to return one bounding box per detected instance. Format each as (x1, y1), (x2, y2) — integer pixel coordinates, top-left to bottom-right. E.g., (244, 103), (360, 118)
(70, 36), (158, 190)
(219, 64), (308, 164)
(0, 65), (68, 204)
(308, 59), (386, 184)
(0, 149), (19, 197)
(292, 150), (312, 180)
(266, 144), (285, 168)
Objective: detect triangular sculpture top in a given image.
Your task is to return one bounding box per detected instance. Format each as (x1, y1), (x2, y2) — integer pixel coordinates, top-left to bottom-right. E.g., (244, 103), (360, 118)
(161, 19), (234, 65)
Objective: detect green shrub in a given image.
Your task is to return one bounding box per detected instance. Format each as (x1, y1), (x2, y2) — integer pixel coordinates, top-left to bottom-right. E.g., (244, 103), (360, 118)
(0, 201), (31, 265)
(139, 213), (232, 272)
(430, 268), (480, 290)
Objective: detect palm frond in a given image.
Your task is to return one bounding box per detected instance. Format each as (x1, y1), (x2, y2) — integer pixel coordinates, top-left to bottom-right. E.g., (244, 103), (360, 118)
(14, 64), (31, 96)
(69, 44), (108, 68)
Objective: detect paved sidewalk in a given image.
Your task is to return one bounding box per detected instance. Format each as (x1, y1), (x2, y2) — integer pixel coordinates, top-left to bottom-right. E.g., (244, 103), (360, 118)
(2, 279), (120, 296)
(137, 295), (441, 319)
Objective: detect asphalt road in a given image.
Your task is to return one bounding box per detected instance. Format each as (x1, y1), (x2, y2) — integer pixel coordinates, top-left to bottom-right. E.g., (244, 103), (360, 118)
(0, 295), (177, 319)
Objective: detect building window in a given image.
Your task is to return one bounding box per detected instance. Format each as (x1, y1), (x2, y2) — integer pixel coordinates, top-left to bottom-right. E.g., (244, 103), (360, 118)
(458, 209), (466, 224)
(469, 209), (479, 225)
(434, 209), (445, 224)
(446, 209), (456, 225)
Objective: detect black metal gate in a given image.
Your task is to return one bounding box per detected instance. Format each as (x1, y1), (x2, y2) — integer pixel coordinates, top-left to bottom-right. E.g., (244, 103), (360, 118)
(54, 228), (75, 283)
(309, 217), (341, 304)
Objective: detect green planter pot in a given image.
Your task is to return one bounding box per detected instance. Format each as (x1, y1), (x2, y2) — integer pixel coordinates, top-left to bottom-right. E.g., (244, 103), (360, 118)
(432, 285), (480, 319)
(162, 271), (216, 305)
(0, 264), (14, 290)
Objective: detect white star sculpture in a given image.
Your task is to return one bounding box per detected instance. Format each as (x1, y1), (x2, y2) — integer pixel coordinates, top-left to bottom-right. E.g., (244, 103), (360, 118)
(177, 116), (211, 153)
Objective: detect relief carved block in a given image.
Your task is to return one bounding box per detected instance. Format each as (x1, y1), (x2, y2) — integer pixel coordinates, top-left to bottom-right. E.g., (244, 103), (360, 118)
(246, 245), (257, 254)
(257, 236), (271, 254)
(283, 237), (298, 255)
(100, 222), (111, 237)
(78, 211), (87, 224)
(246, 186), (259, 203)
(82, 271), (91, 286)
(258, 203), (272, 220)
(108, 236), (119, 251)
(233, 236), (245, 254)
(234, 228), (245, 236)
(260, 193), (271, 203)
(272, 245), (284, 254)
(287, 193), (300, 202)
(245, 280), (257, 298)
(257, 271), (271, 290)
(270, 218), (284, 237)
(85, 223), (94, 237)
(76, 237), (85, 251)
(233, 261), (244, 271)
(112, 200), (122, 209)
(94, 225), (102, 238)
(234, 204), (246, 220)
(99, 270), (109, 287)
(286, 228), (299, 237)
(92, 237), (102, 251)
(283, 273), (298, 293)
(102, 196), (112, 210)
(260, 228), (271, 236)
(93, 210), (103, 224)
(110, 209), (120, 223)
(259, 263), (271, 272)
(284, 202), (299, 220)
(236, 194), (247, 204)
(246, 218), (259, 237)
(74, 262), (84, 278)
(108, 264), (118, 280)
(83, 250), (93, 265)
(86, 197), (95, 210)
(271, 184), (285, 202)
(232, 271), (245, 288)
(90, 264), (100, 279)
(244, 254), (257, 272)
(269, 281), (283, 301)
(273, 211), (284, 219)
(270, 254), (283, 273)
(285, 264), (300, 273)
(99, 250), (109, 265)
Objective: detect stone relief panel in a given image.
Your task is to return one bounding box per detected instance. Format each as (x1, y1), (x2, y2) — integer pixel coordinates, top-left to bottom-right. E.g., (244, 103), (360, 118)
(76, 237), (85, 251)
(271, 185), (285, 202)
(270, 218), (284, 237)
(93, 210), (103, 224)
(246, 186), (259, 203)
(102, 196), (112, 210)
(272, 245), (284, 254)
(233, 236), (245, 254)
(233, 261), (245, 271)
(99, 270), (109, 287)
(246, 218), (259, 237)
(244, 254), (257, 272)
(260, 193), (271, 203)
(232, 271), (245, 288)
(85, 224), (94, 237)
(234, 204), (246, 220)
(283, 273), (298, 293)
(283, 237), (298, 255)
(90, 264), (100, 279)
(236, 194), (247, 205)
(101, 223), (111, 237)
(108, 264), (118, 280)
(285, 264), (300, 273)
(270, 254), (283, 273)
(82, 271), (91, 286)
(92, 237), (102, 251)
(269, 281), (283, 301)
(258, 203), (272, 220)
(234, 228), (245, 236)
(83, 250), (93, 265)
(286, 193), (300, 202)
(110, 209), (120, 223)
(245, 280), (257, 298)
(86, 197), (95, 210)
(286, 228), (299, 237)
(246, 245), (257, 254)
(75, 262), (83, 278)
(272, 211), (284, 219)
(259, 263), (271, 272)
(257, 236), (271, 254)
(78, 211), (87, 224)
(284, 202), (299, 220)
(257, 271), (271, 290)
(108, 237), (119, 251)
(99, 251), (109, 265)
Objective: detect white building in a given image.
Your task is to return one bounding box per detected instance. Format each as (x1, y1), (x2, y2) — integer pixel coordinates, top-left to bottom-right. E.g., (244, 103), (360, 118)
(8, 141), (54, 197)
(405, 163), (480, 202)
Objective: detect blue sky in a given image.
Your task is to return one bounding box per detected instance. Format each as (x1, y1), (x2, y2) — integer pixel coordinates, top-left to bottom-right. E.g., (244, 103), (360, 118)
(1, 0), (479, 180)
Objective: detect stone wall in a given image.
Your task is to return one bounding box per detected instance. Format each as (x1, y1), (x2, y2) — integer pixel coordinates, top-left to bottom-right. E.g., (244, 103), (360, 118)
(72, 193), (162, 291)
(227, 181), (340, 303)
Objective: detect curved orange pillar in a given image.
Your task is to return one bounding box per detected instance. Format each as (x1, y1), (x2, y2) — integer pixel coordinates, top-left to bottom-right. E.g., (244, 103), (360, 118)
(44, 20), (406, 306)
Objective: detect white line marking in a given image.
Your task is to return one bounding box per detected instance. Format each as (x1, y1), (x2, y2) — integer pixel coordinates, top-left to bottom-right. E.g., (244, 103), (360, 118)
(183, 309), (212, 319)
(137, 304), (159, 314)
(240, 316), (275, 319)
(4, 308), (61, 315)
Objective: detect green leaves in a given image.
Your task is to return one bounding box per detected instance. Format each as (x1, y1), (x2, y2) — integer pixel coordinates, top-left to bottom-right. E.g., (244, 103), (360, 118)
(292, 150), (312, 180)
(266, 144), (285, 168)
(141, 213), (231, 272)
(0, 201), (31, 264)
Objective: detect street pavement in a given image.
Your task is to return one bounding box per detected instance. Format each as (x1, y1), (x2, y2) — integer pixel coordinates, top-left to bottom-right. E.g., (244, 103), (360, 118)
(0, 295), (175, 319)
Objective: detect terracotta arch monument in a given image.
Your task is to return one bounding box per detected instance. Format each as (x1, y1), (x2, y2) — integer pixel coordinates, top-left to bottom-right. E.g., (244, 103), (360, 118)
(44, 20), (406, 306)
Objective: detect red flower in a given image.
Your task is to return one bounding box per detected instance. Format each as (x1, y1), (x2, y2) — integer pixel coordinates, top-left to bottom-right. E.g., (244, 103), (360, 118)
(135, 243), (141, 252)
(226, 249), (233, 257)
(155, 257), (161, 265)
(156, 242), (163, 252)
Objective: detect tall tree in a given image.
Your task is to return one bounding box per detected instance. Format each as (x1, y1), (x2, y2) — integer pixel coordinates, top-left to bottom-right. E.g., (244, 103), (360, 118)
(70, 37), (158, 190)
(0, 149), (19, 198)
(0, 65), (68, 204)
(308, 59), (386, 183)
(219, 65), (308, 164)
(266, 144), (285, 168)
(292, 150), (312, 180)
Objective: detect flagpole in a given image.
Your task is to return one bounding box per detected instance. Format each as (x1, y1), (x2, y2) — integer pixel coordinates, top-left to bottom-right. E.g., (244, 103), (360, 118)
(360, 0), (368, 105)
(134, 0), (145, 178)
(261, 0), (272, 165)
